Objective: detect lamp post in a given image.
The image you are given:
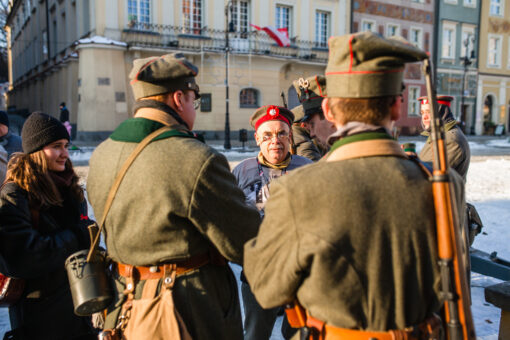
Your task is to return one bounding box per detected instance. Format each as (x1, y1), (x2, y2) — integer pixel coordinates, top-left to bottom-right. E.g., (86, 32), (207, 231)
(460, 34), (474, 134)
(224, 1), (233, 150)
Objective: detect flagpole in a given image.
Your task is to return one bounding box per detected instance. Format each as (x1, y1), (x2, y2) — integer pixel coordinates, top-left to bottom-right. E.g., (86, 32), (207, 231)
(224, 1), (232, 150)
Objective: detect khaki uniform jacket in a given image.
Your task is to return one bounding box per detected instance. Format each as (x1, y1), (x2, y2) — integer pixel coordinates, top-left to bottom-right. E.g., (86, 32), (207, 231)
(292, 125), (322, 161)
(87, 115), (260, 340)
(244, 138), (465, 333)
(420, 125), (470, 180)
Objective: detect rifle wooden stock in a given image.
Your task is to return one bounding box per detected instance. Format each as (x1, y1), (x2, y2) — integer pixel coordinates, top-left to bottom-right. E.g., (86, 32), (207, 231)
(423, 58), (475, 340)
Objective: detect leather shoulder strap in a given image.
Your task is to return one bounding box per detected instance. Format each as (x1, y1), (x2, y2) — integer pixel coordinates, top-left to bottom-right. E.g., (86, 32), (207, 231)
(87, 126), (172, 262)
(326, 139), (408, 163)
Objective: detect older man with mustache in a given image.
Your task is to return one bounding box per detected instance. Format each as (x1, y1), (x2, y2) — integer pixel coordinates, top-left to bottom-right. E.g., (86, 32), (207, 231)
(232, 105), (311, 340)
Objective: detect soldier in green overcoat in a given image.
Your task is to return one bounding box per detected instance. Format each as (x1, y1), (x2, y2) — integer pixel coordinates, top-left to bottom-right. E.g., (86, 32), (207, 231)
(244, 32), (466, 339)
(290, 105), (324, 161)
(418, 95), (471, 180)
(293, 76), (336, 150)
(87, 53), (260, 340)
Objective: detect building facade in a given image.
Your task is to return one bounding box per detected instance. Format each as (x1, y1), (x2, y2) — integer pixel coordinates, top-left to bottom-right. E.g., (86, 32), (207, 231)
(6, 0), (350, 140)
(352, 0), (435, 135)
(476, 0), (510, 135)
(434, 0), (480, 135)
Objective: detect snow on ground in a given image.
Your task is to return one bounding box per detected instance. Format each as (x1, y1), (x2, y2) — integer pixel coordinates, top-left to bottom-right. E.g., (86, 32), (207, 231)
(0, 140), (508, 339)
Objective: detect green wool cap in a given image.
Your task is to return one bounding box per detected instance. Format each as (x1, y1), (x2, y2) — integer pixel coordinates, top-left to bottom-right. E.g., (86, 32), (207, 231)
(293, 75), (326, 117)
(129, 53), (200, 100)
(326, 32), (428, 98)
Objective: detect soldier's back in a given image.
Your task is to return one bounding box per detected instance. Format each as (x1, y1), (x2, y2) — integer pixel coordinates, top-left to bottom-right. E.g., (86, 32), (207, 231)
(245, 155), (441, 331)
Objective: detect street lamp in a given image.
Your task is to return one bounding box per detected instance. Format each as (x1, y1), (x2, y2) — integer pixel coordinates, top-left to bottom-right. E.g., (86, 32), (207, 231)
(460, 34), (475, 134)
(224, 1), (234, 150)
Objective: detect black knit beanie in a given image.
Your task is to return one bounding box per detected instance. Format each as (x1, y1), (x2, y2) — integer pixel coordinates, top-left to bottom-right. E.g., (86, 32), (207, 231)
(0, 111), (8, 127)
(21, 112), (70, 154)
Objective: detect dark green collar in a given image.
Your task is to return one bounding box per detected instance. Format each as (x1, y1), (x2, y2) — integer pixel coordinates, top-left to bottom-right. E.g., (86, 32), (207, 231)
(110, 118), (197, 143)
(329, 131), (394, 153)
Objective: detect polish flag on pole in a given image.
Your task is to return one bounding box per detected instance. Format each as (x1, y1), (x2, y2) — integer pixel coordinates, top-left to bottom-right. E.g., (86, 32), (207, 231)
(250, 24), (291, 47)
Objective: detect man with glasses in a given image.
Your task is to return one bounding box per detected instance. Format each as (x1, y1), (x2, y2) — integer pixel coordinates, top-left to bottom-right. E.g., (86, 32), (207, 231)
(87, 53), (260, 340)
(232, 105), (311, 340)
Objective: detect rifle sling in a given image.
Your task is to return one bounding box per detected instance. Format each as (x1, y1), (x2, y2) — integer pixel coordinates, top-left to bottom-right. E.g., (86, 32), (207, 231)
(86, 125), (173, 262)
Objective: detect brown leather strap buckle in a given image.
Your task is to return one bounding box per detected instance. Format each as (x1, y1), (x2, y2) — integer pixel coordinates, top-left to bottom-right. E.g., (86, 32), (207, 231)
(163, 264), (177, 289)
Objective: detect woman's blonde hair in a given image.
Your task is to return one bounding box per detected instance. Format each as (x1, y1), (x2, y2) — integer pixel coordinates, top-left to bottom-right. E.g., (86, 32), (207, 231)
(5, 150), (84, 208)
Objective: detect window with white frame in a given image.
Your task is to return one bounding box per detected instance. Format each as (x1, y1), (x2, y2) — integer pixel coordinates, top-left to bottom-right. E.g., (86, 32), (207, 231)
(490, 0), (503, 16)
(361, 19), (376, 33)
(276, 5), (292, 37)
(386, 23), (399, 37)
(231, 0), (249, 33)
(182, 0), (203, 35)
(441, 23), (456, 59)
(127, 0), (151, 29)
(461, 26), (475, 58)
(488, 35), (502, 67)
(408, 86), (421, 117)
(315, 11), (330, 48)
(410, 27), (423, 49)
(463, 0), (476, 7)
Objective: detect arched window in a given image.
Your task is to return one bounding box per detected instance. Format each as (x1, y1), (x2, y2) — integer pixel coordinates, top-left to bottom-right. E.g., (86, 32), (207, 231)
(240, 88), (259, 108)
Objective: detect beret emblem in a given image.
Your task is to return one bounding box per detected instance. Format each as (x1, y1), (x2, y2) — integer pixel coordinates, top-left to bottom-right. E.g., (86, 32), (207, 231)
(298, 78), (310, 89)
(268, 106), (279, 117)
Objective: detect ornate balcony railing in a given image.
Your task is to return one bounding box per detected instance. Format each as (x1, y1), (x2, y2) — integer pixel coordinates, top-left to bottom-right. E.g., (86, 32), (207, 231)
(121, 23), (328, 63)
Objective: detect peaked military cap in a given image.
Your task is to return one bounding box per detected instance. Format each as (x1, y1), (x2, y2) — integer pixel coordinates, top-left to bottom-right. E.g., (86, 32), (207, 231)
(418, 95), (454, 108)
(291, 105), (305, 123)
(293, 75), (327, 117)
(250, 105), (294, 130)
(129, 53), (200, 100)
(326, 32), (428, 98)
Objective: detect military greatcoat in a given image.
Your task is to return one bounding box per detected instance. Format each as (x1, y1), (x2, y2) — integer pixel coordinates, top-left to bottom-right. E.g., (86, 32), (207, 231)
(244, 136), (465, 334)
(420, 122), (470, 180)
(292, 125), (323, 161)
(87, 115), (260, 340)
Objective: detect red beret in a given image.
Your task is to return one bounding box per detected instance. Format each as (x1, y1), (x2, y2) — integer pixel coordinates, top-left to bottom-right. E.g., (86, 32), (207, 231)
(418, 95), (454, 107)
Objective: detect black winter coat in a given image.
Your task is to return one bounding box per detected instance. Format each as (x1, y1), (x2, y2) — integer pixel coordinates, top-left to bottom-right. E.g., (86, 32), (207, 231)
(0, 181), (96, 340)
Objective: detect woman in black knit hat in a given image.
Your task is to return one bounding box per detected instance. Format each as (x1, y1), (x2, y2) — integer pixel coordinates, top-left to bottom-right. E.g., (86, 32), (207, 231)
(0, 112), (96, 339)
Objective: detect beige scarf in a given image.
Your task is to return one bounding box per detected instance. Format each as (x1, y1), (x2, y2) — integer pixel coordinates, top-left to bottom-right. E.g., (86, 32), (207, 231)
(257, 152), (291, 170)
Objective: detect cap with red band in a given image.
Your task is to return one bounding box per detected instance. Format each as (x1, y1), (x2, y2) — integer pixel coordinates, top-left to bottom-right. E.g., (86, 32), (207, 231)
(249, 105), (294, 130)
(418, 95), (454, 107)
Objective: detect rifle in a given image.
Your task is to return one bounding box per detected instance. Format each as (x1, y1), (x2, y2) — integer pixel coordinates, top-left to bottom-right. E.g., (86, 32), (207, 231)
(280, 91), (288, 109)
(423, 58), (476, 340)
(281, 90), (297, 155)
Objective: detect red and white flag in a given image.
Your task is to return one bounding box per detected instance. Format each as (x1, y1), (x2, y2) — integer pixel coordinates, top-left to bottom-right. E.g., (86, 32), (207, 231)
(250, 24), (290, 47)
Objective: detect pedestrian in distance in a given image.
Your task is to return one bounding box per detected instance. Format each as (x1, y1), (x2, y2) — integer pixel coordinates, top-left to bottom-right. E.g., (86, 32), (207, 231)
(0, 112), (96, 340)
(0, 111), (22, 158)
(232, 105), (311, 340)
(86, 53), (260, 340)
(244, 32), (466, 340)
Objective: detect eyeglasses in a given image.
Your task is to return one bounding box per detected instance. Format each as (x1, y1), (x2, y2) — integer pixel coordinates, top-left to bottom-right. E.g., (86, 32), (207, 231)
(260, 131), (289, 142)
(193, 98), (201, 110)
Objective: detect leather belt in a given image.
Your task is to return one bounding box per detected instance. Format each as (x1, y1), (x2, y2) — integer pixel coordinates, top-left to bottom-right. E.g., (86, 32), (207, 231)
(117, 251), (222, 281)
(307, 314), (441, 340)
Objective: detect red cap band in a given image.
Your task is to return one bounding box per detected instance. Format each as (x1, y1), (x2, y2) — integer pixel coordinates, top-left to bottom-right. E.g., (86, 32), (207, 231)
(255, 106), (290, 130)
